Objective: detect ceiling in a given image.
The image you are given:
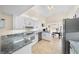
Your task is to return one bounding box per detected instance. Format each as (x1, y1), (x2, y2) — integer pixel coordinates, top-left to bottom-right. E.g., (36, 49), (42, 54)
(21, 5), (79, 23)
(22, 5), (76, 16)
(0, 5), (79, 24)
(0, 5), (33, 16)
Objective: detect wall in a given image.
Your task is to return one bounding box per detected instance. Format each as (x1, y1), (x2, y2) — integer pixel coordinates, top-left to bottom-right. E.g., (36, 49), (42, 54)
(0, 12), (13, 32)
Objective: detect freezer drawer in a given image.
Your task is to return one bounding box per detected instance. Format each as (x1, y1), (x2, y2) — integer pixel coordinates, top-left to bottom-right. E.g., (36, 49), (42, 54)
(66, 32), (79, 41)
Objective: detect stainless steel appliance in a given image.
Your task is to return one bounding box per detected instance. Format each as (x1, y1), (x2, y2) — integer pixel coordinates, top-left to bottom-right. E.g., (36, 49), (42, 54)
(63, 18), (79, 54)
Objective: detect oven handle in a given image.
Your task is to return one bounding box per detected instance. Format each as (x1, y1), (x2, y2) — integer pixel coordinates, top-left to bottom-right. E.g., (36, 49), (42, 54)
(13, 39), (25, 44)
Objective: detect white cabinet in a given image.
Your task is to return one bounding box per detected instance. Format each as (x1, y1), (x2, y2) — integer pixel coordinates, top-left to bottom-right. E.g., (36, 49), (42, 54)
(13, 16), (43, 30)
(42, 32), (52, 41)
(13, 16), (25, 29)
(13, 16), (35, 29)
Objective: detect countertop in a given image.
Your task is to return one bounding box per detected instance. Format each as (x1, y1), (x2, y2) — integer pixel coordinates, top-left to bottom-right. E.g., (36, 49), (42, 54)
(0, 27), (45, 36)
(69, 40), (79, 53)
(0, 30), (34, 36)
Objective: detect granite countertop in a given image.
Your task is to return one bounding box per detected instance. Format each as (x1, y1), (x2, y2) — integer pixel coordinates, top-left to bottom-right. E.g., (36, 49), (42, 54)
(0, 30), (26, 36)
(69, 40), (79, 53)
(0, 30), (35, 36)
(0, 27), (46, 36)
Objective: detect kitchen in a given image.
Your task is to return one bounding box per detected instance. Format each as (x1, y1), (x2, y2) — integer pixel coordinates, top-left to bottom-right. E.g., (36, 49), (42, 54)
(0, 5), (79, 54)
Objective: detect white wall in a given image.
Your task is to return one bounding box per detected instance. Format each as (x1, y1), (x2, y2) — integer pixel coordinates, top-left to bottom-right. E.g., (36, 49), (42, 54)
(0, 12), (13, 32)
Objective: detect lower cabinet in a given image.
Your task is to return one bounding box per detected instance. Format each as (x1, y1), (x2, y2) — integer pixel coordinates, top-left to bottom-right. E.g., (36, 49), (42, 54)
(0, 32), (38, 54)
(42, 32), (52, 41)
(13, 44), (32, 54)
(13, 33), (38, 54)
(38, 32), (42, 41)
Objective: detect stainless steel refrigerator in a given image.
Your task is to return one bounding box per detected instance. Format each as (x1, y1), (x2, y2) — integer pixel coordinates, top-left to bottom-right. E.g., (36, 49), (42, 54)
(63, 18), (79, 54)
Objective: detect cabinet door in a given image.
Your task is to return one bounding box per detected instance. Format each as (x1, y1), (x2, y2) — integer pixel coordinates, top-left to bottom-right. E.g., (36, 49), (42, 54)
(13, 44), (32, 54)
(13, 16), (25, 29)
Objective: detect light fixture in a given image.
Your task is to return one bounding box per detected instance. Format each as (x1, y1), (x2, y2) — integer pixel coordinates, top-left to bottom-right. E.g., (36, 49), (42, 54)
(48, 5), (54, 14)
(48, 5), (54, 10)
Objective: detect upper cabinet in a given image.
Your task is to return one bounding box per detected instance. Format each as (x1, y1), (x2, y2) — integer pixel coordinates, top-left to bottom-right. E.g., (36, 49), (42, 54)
(13, 16), (25, 29)
(13, 16), (43, 30)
